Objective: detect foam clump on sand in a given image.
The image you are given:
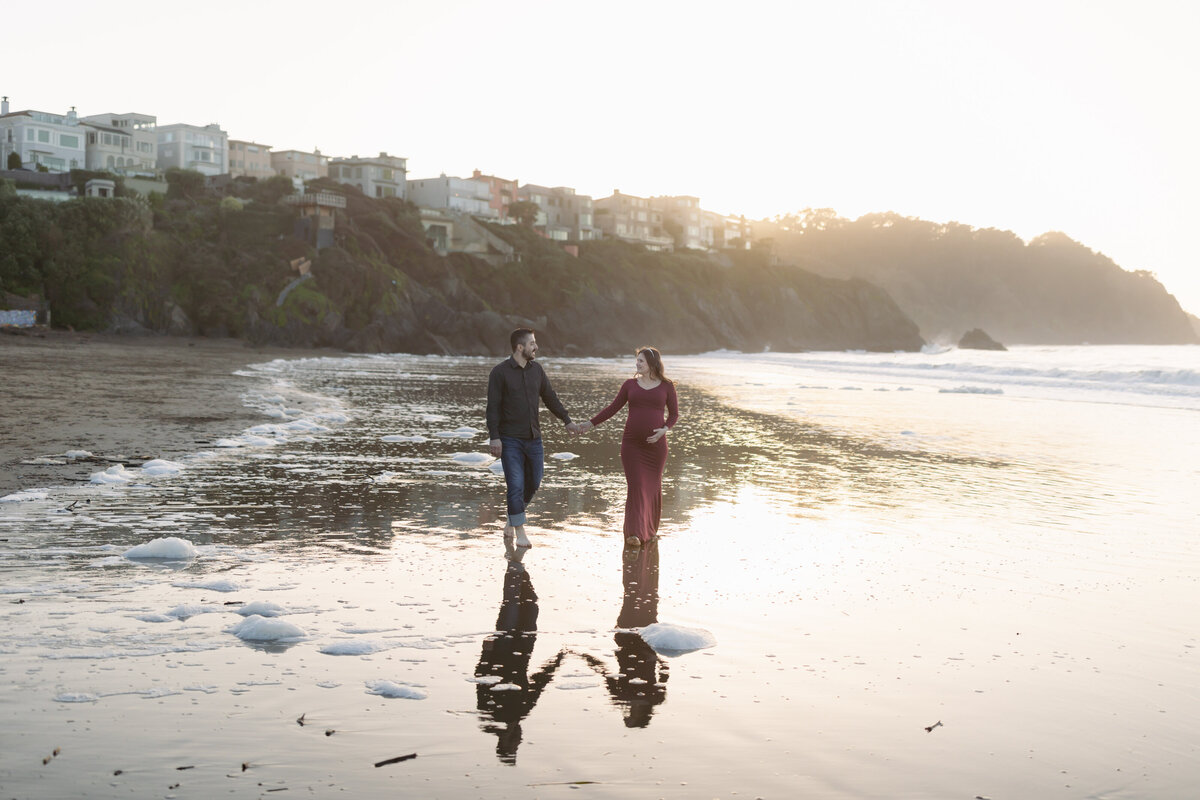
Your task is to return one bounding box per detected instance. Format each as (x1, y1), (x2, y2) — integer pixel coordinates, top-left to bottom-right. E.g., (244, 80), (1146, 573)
(550, 452), (579, 461)
(54, 692), (99, 703)
(381, 434), (428, 443)
(123, 537), (197, 560)
(141, 459), (185, 477)
(365, 680), (427, 699)
(638, 622), (717, 655)
(228, 615), (306, 642)
(91, 464), (135, 484)
(451, 452), (493, 465)
(64, 450), (93, 460)
(164, 604), (223, 620)
(1, 488), (50, 503)
(236, 601), (288, 617)
(215, 433), (278, 448)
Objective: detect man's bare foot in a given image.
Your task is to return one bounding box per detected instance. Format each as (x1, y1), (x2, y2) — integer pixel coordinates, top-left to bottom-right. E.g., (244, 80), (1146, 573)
(503, 525), (515, 540)
(514, 525), (532, 548)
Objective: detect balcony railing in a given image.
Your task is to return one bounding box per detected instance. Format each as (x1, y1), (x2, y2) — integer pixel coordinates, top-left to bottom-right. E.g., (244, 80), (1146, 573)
(284, 192), (347, 209)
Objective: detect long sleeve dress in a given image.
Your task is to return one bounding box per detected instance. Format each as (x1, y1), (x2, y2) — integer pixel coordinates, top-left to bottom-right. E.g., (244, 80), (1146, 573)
(590, 379), (680, 543)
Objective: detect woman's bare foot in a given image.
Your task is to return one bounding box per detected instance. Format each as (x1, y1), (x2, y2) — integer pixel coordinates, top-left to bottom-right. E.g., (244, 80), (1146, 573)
(625, 536), (641, 548)
(514, 525), (532, 548)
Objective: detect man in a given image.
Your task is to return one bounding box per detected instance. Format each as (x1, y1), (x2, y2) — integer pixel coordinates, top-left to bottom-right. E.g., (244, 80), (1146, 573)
(487, 329), (577, 547)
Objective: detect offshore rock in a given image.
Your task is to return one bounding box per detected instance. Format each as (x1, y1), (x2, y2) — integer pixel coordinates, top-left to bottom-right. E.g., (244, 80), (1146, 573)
(958, 328), (1007, 351)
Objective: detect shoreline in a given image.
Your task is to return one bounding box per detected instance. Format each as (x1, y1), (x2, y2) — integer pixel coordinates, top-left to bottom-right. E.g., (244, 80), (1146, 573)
(0, 329), (334, 497)
(0, 341), (1197, 798)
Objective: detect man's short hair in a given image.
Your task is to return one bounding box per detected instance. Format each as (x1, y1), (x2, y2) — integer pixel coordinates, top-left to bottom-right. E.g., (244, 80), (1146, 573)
(510, 328), (535, 351)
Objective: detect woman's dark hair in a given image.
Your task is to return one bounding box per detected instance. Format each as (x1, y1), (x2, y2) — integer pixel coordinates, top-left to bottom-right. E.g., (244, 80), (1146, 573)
(637, 346), (672, 384)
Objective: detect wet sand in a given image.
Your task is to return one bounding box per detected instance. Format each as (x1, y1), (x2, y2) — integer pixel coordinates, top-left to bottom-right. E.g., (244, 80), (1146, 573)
(2, 342), (1198, 799)
(0, 330), (326, 496)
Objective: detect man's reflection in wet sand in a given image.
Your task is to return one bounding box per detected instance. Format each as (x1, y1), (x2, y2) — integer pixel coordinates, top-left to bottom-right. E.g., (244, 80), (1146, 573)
(474, 542), (563, 764)
(582, 542), (669, 727)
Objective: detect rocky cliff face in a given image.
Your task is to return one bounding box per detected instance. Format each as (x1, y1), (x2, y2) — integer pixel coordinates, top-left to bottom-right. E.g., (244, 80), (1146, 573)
(246, 224), (925, 356)
(2, 181), (924, 355)
(759, 212), (1198, 345)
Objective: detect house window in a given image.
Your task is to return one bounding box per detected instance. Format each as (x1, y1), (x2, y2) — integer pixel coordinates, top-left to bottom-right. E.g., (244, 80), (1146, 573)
(38, 129), (51, 143)
(60, 134), (79, 148)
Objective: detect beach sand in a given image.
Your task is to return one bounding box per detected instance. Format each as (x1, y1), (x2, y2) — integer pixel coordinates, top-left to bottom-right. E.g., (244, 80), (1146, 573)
(2, 338), (1197, 799)
(0, 330), (324, 496)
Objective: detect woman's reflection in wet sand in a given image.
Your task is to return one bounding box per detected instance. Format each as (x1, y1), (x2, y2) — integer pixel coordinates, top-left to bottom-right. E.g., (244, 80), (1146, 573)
(474, 541), (563, 764)
(582, 542), (669, 727)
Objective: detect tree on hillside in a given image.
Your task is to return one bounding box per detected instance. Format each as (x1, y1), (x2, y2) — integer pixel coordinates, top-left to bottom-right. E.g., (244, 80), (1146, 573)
(7, 152), (21, 169)
(165, 168), (206, 202)
(508, 200), (540, 227)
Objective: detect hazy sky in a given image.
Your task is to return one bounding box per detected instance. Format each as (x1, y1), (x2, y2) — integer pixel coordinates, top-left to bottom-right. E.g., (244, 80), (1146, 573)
(11, 0), (1199, 314)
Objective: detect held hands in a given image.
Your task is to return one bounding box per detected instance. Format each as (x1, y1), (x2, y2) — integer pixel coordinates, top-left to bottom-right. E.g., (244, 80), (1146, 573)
(567, 421), (593, 436)
(646, 427), (668, 444)
(489, 438), (502, 457)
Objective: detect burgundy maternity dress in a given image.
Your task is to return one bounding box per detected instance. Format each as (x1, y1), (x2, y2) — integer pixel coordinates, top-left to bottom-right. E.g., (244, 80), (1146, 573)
(590, 379), (680, 543)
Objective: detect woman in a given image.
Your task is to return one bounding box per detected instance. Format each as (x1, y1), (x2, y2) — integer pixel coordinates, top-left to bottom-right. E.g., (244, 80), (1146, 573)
(578, 347), (679, 547)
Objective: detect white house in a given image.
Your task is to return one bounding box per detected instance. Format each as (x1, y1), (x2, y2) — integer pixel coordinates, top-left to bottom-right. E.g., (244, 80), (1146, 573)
(407, 174), (493, 216)
(0, 98), (87, 172)
(329, 152), (406, 198)
(81, 112), (157, 176)
(156, 122), (228, 176)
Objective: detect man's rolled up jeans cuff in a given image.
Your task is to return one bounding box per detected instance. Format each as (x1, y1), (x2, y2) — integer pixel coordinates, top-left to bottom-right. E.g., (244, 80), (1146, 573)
(508, 511), (527, 527)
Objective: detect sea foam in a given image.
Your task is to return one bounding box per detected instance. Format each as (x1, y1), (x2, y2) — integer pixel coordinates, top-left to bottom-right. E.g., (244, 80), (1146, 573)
(365, 680), (427, 699)
(228, 615), (306, 642)
(638, 622), (717, 655)
(123, 537), (197, 560)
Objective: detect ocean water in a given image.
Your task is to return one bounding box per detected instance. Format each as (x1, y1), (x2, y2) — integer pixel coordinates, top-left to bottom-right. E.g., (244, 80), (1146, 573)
(1, 345), (1198, 799)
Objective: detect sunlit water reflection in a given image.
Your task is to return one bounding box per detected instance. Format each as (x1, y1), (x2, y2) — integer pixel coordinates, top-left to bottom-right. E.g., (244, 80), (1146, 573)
(2, 349), (1198, 798)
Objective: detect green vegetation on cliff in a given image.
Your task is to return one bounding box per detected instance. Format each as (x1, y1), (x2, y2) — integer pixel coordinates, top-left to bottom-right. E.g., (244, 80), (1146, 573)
(9, 178), (1188, 352)
(0, 172), (925, 354)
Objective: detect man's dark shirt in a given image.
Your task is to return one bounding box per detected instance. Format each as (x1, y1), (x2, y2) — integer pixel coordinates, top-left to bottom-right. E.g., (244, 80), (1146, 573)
(487, 357), (571, 440)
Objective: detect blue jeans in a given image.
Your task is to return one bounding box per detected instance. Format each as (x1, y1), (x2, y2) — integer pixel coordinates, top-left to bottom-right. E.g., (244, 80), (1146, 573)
(500, 436), (543, 527)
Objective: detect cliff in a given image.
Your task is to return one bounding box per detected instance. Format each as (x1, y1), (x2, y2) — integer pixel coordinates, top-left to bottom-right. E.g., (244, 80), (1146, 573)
(0, 175), (925, 355)
(757, 211), (1198, 345)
